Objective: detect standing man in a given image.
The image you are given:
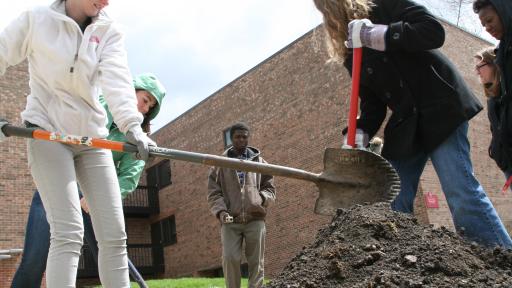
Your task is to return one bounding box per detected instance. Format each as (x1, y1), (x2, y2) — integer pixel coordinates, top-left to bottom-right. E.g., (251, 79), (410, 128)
(208, 123), (276, 288)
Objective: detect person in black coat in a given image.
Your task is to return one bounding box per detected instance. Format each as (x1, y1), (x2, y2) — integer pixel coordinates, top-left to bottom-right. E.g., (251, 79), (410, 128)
(474, 0), (512, 181)
(313, 0), (512, 248)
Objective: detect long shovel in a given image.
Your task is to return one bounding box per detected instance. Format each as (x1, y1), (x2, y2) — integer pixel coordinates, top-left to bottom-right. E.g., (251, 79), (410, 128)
(2, 122), (399, 215)
(338, 47), (400, 208)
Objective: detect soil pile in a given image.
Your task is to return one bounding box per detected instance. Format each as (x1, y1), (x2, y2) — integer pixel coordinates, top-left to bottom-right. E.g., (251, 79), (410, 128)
(267, 203), (512, 288)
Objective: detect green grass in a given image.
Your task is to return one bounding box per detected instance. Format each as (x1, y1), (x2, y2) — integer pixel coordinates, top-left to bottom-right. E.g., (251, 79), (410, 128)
(92, 277), (263, 288)
(129, 278), (239, 288)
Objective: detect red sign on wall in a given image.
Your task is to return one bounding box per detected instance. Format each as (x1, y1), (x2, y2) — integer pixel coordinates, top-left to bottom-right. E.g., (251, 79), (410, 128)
(424, 192), (439, 209)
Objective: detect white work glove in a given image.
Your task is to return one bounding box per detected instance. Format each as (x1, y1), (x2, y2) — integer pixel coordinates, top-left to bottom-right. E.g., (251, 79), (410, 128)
(343, 128), (369, 149)
(0, 118), (8, 142)
(368, 137), (383, 155)
(125, 126), (156, 161)
(347, 19), (388, 51)
(219, 211), (234, 224)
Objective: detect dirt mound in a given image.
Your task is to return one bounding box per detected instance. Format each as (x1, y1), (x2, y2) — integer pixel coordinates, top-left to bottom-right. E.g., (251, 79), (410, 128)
(267, 203), (512, 288)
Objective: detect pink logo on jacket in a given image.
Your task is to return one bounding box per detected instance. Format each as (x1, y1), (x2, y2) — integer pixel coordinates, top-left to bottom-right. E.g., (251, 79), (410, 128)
(89, 36), (100, 44)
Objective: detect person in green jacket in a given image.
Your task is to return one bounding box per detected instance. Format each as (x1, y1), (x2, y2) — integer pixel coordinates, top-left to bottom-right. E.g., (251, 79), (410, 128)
(11, 73), (166, 288)
(97, 73), (165, 200)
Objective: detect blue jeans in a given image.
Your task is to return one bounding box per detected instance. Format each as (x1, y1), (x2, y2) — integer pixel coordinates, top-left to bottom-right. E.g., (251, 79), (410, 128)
(11, 191), (144, 287)
(11, 191), (50, 287)
(390, 122), (512, 248)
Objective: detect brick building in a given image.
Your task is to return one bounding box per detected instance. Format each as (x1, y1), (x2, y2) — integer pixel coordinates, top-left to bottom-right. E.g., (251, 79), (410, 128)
(0, 21), (509, 286)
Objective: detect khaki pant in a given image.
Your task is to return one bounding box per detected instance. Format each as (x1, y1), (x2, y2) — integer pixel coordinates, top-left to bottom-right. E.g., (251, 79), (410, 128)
(28, 139), (129, 287)
(221, 220), (265, 288)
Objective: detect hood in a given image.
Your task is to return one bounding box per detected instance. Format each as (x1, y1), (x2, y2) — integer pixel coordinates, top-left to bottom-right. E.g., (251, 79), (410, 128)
(133, 73), (166, 120)
(489, 0), (512, 40)
(223, 146), (260, 161)
(490, 0), (512, 79)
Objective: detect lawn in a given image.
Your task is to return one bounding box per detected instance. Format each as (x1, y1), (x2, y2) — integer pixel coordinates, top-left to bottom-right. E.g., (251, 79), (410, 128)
(92, 277), (259, 287)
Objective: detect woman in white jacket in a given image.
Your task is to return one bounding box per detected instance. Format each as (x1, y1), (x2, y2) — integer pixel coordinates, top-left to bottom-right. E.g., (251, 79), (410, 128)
(0, 0), (154, 287)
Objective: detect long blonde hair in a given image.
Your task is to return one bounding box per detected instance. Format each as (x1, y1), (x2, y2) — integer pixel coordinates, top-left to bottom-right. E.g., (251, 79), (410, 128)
(313, 0), (373, 60)
(474, 47), (500, 98)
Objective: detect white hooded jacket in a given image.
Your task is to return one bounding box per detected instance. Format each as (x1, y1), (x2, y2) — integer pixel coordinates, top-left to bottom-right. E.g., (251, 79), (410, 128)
(0, 0), (143, 138)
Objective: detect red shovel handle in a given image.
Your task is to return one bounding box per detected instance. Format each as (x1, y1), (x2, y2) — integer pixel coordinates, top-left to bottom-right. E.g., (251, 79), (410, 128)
(346, 47), (362, 148)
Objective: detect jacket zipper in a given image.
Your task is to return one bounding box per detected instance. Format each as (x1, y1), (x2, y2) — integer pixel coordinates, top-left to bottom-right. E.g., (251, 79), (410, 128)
(70, 21), (85, 74)
(232, 151), (258, 223)
(241, 174), (246, 223)
(70, 54), (78, 73)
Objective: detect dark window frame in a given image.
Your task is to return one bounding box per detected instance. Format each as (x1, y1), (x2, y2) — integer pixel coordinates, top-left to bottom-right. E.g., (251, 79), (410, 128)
(152, 215), (177, 247)
(223, 127), (232, 149)
(161, 215), (177, 246)
(147, 159), (172, 190)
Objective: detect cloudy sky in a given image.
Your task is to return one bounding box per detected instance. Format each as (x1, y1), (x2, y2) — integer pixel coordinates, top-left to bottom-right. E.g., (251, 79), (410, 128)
(0, 0), (493, 132)
(0, 0), (323, 131)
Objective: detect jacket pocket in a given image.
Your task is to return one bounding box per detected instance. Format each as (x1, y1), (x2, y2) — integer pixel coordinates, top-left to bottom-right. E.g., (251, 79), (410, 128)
(430, 65), (456, 92)
(245, 186), (266, 217)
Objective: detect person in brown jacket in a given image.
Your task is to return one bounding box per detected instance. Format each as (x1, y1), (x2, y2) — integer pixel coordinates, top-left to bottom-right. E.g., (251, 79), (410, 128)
(207, 122), (276, 288)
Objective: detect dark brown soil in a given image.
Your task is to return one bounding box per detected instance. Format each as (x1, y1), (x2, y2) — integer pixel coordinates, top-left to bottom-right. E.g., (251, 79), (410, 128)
(267, 203), (512, 288)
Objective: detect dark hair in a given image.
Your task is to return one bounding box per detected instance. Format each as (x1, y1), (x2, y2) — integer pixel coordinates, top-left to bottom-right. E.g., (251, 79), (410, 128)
(473, 0), (494, 13)
(229, 122), (250, 139)
(141, 114), (151, 133)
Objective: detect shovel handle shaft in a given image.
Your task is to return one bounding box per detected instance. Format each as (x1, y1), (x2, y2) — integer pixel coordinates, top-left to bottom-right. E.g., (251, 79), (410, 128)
(2, 124), (321, 183)
(149, 146), (321, 182)
(2, 124), (137, 153)
(347, 47), (362, 147)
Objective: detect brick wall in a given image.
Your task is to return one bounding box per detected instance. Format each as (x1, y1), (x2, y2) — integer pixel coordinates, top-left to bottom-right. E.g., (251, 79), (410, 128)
(0, 62), (34, 286)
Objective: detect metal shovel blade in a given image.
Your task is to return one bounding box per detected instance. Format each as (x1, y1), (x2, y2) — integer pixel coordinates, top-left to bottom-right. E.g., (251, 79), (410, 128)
(314, 148), (400, 215)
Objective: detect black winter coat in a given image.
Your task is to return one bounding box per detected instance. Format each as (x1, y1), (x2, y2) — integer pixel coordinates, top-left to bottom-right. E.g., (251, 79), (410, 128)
(487, 0), (512, 171)
(344, 0), (482, 160)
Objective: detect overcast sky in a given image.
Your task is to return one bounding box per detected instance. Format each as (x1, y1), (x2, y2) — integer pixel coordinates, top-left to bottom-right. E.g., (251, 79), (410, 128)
(0, 0), (493, 132)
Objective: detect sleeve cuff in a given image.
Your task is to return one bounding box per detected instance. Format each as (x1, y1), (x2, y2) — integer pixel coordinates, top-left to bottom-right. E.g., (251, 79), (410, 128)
(125, 123), (143, 135)
(216, 210), (227, 219)
(386, 21), (404, 50)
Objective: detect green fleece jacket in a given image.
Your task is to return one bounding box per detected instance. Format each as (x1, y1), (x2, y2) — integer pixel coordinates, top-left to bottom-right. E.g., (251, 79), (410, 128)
(100, 96), (146, 199)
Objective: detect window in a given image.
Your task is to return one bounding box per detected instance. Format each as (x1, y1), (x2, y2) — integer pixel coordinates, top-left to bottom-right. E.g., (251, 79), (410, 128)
(223, 128), (232, 149)
(147, 159), (172, 190)
(162, 216), (177, 246)
(150, 223), (165, 271)
(152, 215), (177, 247)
